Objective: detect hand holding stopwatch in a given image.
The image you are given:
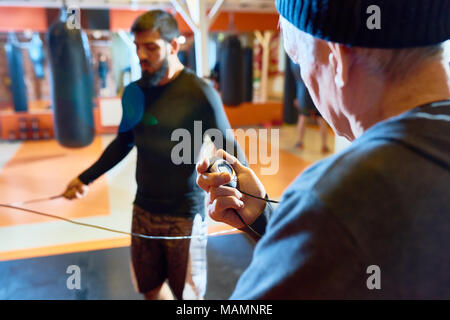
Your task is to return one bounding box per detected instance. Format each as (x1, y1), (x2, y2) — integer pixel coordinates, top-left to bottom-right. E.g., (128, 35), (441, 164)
(206, 156), (279, 241)
(207, 156), (278, 204)
(207, 156), (238, 188)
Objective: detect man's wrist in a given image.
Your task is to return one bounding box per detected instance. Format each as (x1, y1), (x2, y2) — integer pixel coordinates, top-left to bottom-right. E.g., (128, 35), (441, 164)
(77, 174), (90, 185)
(246, 194), (272, 238)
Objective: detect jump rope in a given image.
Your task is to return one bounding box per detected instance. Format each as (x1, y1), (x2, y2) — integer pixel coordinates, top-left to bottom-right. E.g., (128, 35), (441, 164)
(0, 157), (279, 241)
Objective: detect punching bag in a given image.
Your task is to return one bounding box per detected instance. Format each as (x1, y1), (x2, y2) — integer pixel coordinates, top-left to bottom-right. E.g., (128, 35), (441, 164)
(27, 33), (45, 79)
(81, 31), (95, 102)
(47, 9), (94, 148)
(5, 33), (28, 112)
(283, 55), (298, 124)
(178, 50), (187, 67)
(187, 43), (196, 72)
(220, 36), (244, 106)
(242, 47), (254, 102)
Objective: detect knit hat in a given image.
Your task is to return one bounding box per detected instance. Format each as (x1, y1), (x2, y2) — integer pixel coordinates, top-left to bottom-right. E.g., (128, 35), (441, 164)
(276, 0), (450, 48)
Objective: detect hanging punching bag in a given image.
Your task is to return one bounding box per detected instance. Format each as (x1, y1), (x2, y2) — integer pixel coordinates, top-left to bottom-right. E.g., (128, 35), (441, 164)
(47, 8), (94, 148)
(187, 42), (196, 72)
(5, 33), (28, 112)
(27, 33), (45, 79)
(220, 36), (244, 106)
(81, 31), (96, 103)
(283, 55), (298, 124)
(242, 47), (254, 103)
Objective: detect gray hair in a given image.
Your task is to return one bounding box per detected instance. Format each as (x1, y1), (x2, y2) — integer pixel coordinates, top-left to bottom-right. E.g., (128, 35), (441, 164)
(280, 17), (445, 83)
(353, 45), (444, 82)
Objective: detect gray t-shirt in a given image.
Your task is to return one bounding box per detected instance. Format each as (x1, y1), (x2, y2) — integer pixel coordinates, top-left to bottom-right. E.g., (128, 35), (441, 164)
(232, 100), (450, 299)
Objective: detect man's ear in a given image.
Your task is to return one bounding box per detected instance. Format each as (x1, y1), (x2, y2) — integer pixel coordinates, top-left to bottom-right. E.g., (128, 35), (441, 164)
(169, 38), (180, 55)
(327, 42), (350, 88)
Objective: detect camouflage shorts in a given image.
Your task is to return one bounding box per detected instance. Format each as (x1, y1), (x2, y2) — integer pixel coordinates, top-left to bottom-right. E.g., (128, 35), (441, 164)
(130, 205), (207, 299)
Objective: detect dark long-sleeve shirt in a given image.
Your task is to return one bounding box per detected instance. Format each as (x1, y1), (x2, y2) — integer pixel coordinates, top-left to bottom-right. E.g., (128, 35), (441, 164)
(79, 68), (245, 219)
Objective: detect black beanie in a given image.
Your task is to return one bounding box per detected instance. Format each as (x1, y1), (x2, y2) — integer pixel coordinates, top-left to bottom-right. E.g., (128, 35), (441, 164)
(276, 0), (450, 48)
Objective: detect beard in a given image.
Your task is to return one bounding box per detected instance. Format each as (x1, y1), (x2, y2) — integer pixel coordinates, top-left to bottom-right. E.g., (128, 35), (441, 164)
(139, 58), (169, 88)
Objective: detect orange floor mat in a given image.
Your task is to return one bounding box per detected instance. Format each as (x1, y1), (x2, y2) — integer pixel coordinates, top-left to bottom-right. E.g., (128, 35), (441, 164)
(252, 149), (310, 199)
(238, 129), (311, 199)
(0, 130), (311, 261)
(0, 138), (111, 227)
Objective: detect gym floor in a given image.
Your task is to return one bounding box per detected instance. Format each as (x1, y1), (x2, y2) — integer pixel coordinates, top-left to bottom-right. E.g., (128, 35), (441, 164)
(0, 124), (334, 299)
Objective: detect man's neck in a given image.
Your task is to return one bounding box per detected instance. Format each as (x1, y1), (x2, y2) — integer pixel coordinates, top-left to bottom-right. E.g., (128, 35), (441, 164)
(350, 60), (450, 138)
(158, 58), (185, 86)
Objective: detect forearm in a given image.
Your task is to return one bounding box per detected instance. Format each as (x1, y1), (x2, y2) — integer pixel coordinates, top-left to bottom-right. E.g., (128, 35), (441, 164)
(78, 131), (134, 184)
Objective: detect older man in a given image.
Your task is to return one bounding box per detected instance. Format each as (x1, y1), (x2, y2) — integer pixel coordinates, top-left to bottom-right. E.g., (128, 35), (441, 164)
(197, 0), (449, 299)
